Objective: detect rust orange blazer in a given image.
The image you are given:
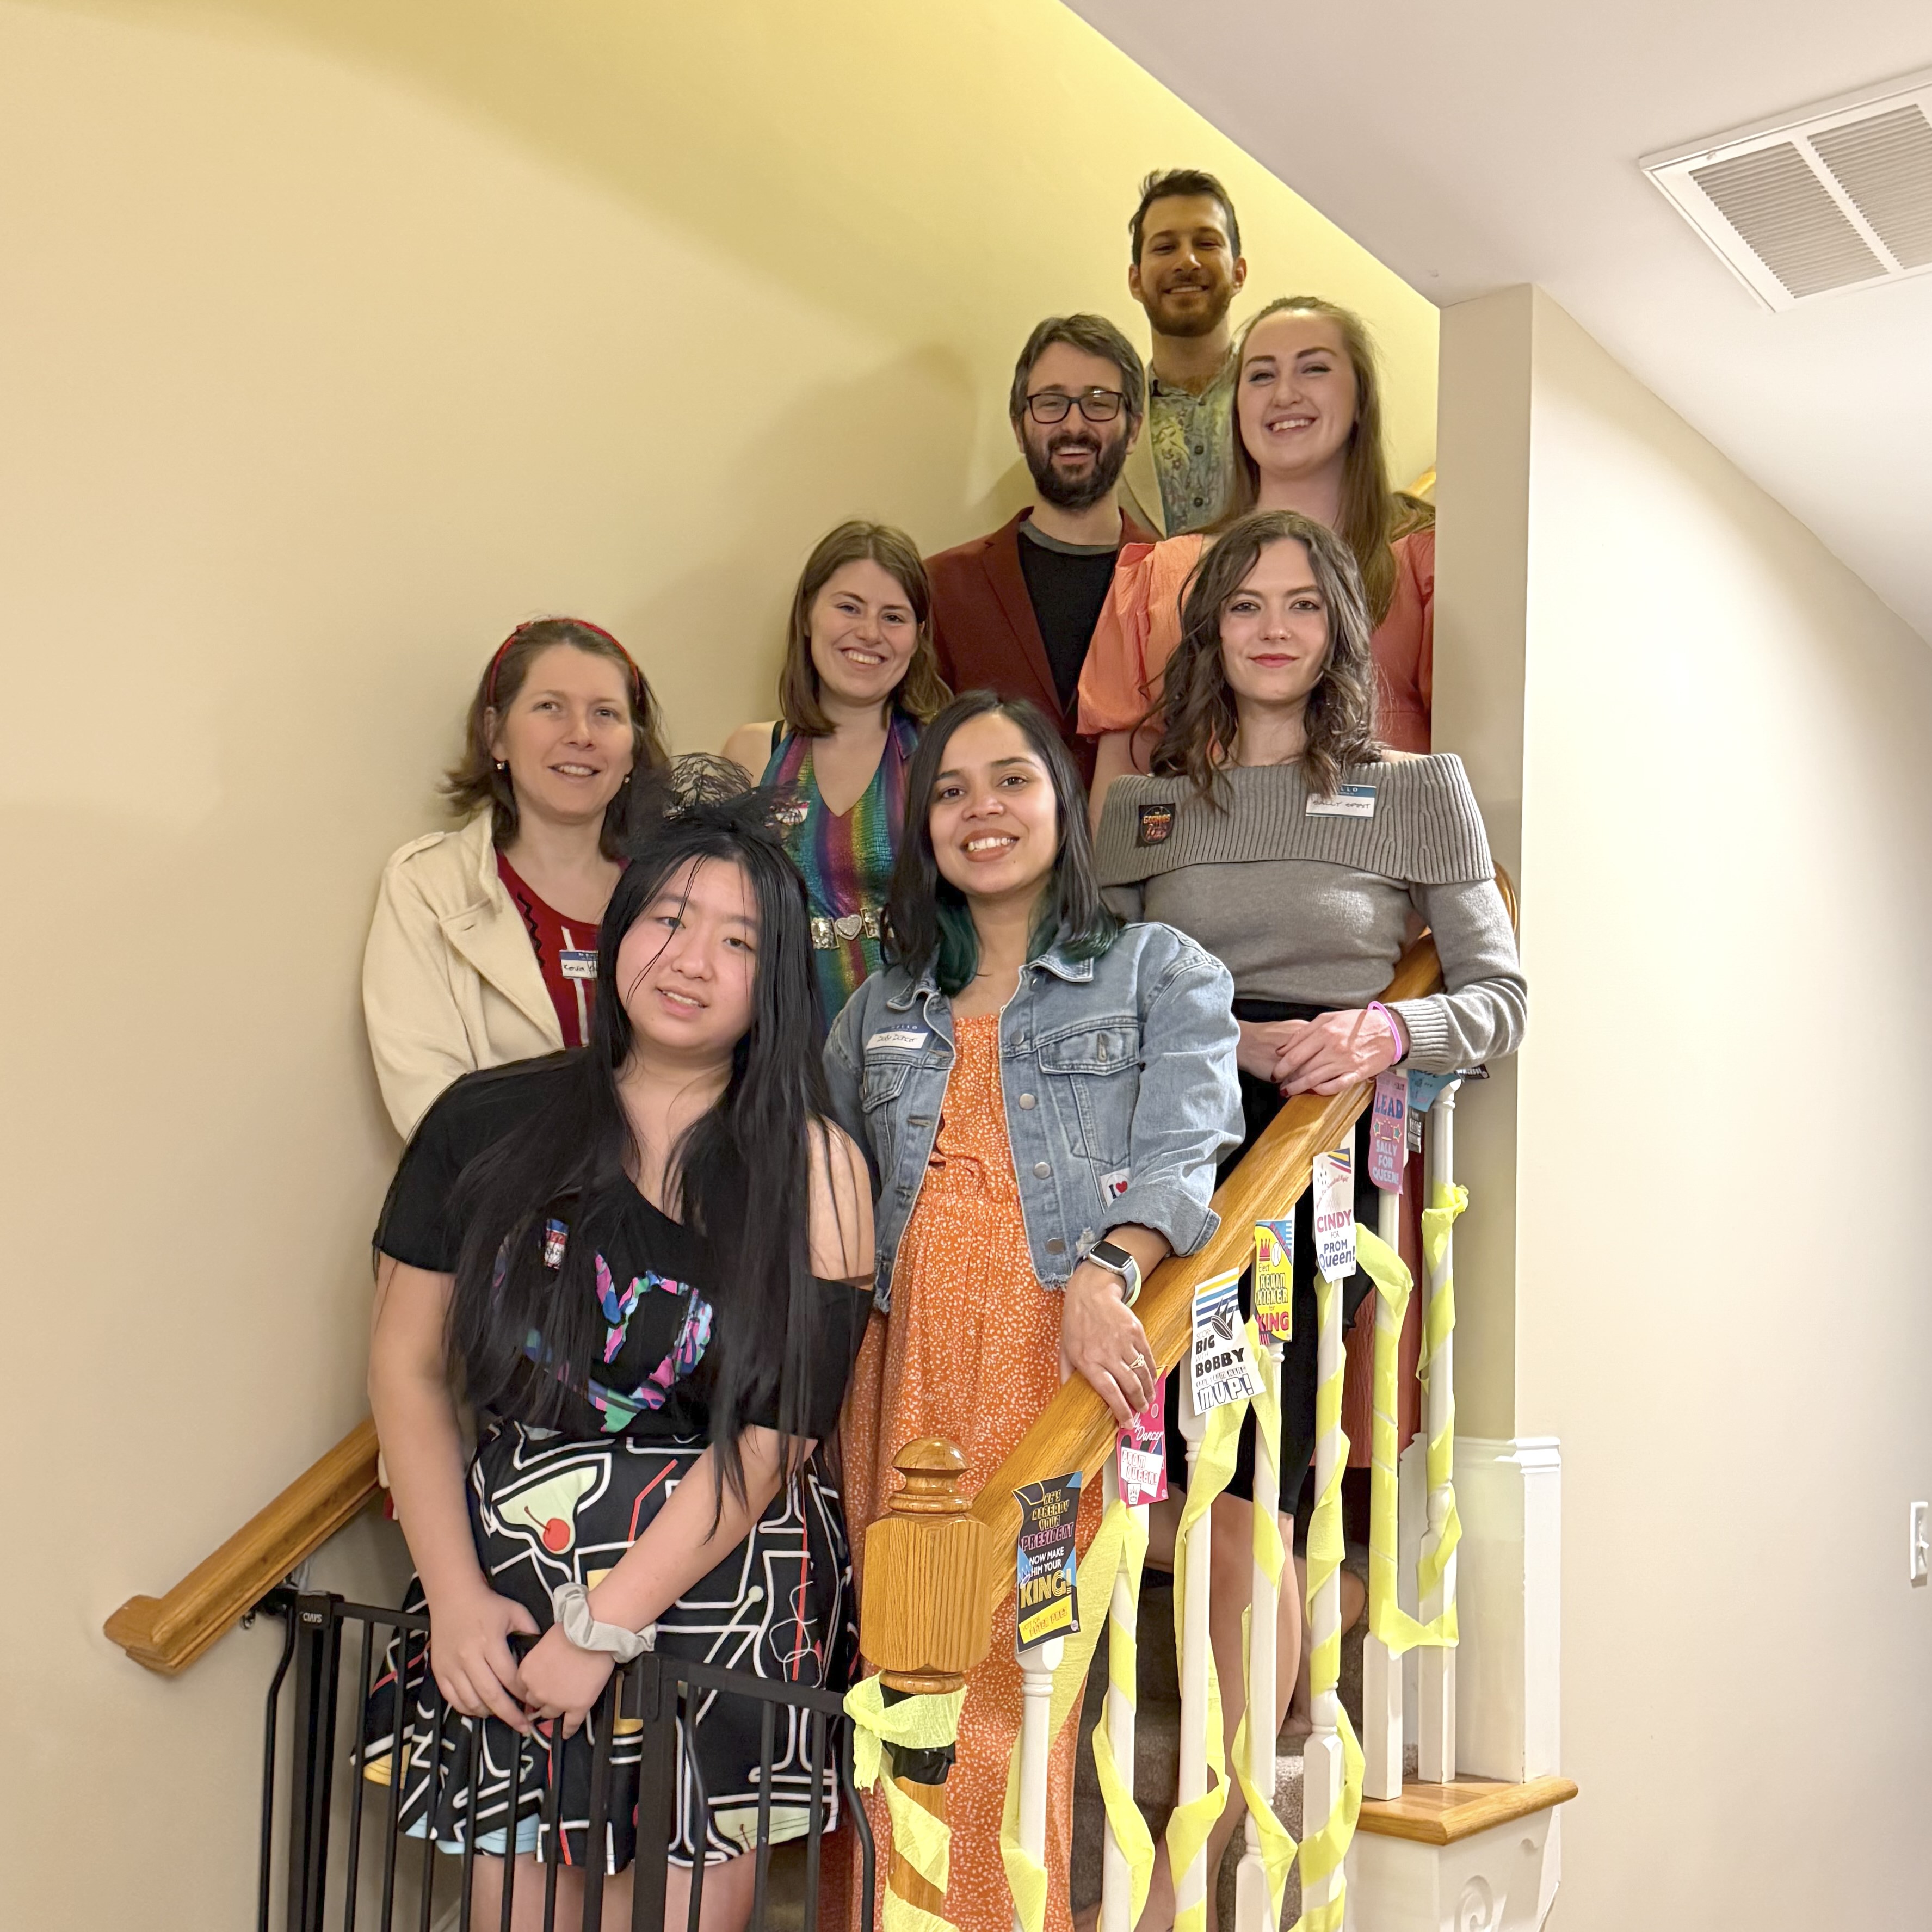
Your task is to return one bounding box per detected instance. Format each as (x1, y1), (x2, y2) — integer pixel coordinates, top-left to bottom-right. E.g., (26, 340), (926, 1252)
(925, 505), (1157, 786)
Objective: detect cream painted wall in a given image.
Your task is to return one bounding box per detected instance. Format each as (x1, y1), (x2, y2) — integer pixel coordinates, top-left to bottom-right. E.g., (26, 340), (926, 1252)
(0, 1), (1435, 1923)
(1436, 288), (1932, 1927)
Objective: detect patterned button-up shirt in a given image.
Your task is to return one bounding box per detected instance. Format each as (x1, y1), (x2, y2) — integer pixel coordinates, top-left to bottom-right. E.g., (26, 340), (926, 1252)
(1147, 351), (1237, 535)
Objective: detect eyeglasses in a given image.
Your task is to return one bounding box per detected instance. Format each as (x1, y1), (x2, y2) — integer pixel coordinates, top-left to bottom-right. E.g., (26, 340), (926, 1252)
(1024, 388), (1127, 424)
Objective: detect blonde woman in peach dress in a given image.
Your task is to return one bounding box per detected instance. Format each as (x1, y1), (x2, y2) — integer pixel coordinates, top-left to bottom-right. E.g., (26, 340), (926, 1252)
(1081, 294), (1435, 834)
(825, 692), (1241, 1932)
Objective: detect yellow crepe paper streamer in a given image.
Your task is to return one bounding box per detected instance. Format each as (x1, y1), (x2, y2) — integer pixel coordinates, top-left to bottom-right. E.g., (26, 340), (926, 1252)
(843, 1675), (968, 1930)
(1287, 1269), (1363, 1932)
(1416, 1183), (1467, 1608)
(1287, 1719), (1363, 1932)
(1090, 1498), (1157, 1929)
(1230, 1317), (1298, 1931)
(999, 1498), (1132, 1932)
(1356, 1226), (1458, 1657)
(1164, 1388), (1246, 1932)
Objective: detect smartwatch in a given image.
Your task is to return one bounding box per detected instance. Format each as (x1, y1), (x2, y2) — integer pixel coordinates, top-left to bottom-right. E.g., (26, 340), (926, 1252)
(1086, 1239), (1143, 1307)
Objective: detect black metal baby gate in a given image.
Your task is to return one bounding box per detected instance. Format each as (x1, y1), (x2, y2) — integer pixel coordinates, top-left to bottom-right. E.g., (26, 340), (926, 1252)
(258, 1589), (875, 1932)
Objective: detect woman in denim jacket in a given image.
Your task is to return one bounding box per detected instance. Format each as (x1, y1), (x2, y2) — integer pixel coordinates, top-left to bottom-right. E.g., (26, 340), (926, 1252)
(825, 691), (1239, 1932)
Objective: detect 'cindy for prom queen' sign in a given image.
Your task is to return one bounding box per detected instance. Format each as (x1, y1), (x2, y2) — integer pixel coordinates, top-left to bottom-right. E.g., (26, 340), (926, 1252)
(1312, 1149), (1358, 1281)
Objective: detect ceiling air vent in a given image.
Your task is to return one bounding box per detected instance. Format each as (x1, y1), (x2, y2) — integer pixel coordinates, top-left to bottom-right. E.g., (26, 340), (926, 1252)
(1641, 69), (1932, 309)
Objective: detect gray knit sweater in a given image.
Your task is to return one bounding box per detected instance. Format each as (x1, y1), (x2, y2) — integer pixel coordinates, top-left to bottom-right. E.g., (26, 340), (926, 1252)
(1094, 755), (1526, 1072)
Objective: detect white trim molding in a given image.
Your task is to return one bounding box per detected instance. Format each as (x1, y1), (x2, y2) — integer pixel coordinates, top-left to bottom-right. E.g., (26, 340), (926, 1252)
(1349, 1436), (1566, 1932)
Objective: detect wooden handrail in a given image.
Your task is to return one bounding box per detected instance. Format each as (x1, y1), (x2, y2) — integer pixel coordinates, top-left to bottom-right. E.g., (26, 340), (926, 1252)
(103, 871), (1504, 1677)
(966, 935), (1446, 1608)
(103, 1417), (381, 1675)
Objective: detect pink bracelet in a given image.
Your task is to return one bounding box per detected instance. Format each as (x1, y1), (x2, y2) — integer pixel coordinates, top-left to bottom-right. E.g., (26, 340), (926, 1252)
(1367, 1001), (1406, 1063)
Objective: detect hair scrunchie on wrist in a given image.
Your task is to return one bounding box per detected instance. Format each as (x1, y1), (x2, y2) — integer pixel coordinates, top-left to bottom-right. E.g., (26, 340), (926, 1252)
(551, 1582), (655, 1661)
(1366, 1000), (1406, 1065)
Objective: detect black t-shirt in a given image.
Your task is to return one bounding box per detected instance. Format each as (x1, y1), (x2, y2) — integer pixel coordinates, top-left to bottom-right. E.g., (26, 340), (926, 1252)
(377, 1065), (866, 1444)
(1017, 521), (1121, 711)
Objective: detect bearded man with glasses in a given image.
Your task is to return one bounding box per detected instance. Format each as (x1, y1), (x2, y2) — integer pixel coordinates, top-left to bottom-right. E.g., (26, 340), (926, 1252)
(925, 314), (1155, 784)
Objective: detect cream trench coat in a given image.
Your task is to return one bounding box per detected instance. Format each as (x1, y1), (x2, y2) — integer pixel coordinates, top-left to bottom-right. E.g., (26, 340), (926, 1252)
(362, 807), (564, 1138)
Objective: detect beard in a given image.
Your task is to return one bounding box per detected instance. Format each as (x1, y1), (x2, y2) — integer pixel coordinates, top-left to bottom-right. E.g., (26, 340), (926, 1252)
(1025, 424), (1131, 511)
(1143, 277), (1235, 340)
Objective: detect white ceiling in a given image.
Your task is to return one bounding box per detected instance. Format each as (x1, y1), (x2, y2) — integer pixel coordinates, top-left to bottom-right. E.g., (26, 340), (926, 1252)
(1064, 0), (1932, 641)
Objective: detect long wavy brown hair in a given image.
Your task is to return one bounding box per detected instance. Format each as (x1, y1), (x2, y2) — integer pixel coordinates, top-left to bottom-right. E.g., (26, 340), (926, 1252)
(1149, 509), (1381, 806)
(777, 520), (949, 737)
(1221, 295), (1404, 626)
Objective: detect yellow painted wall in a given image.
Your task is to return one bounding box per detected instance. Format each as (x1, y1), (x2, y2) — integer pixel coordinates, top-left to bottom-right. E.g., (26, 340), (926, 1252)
(0, 1), (1434, 1921)
(1436, 288), (1932, 1927)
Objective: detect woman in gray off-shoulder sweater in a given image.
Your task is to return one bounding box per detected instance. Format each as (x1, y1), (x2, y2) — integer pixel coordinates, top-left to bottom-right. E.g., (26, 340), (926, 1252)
(1092, 508), (1526, 1924)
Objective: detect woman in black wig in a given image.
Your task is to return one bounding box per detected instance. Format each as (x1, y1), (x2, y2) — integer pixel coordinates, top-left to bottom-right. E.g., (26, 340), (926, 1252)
(365, 768), (872, 1932)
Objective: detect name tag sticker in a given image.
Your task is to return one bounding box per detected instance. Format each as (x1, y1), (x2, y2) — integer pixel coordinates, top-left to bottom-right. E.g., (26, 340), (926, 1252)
(1312, 1150), (1358, 1281)
(1253, 1220), (1294, 1339)
(559, 950), (598, 982)
(1190, 1267), (1263, 1412)
(1305, 783), (1377, 819)
(866, 1029), (929, 1052)
(1135, 801), (1175, 847)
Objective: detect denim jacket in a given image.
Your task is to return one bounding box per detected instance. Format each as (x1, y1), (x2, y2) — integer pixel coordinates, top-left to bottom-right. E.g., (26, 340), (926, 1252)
(823, 922), (1242, 1310)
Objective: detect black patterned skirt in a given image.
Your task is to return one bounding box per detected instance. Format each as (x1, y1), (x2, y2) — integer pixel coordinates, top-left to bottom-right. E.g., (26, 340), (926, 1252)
(362, 1419), (855, 1871)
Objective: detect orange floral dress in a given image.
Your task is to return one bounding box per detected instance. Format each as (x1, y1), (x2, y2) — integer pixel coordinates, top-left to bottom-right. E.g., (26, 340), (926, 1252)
(843, 1015), (1102, 1932)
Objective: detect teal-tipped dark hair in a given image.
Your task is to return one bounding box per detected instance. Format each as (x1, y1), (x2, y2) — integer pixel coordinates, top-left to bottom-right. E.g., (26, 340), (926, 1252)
(884, 693), (1119, 995)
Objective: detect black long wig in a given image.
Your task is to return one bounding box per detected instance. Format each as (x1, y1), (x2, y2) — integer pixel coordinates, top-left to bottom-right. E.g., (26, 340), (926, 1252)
(435, 764), (843, 1509)
(883, 692), (1119, 995)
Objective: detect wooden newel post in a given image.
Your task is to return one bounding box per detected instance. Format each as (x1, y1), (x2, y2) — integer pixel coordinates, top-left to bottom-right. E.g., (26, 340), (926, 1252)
(861, 1438), (995, 1916)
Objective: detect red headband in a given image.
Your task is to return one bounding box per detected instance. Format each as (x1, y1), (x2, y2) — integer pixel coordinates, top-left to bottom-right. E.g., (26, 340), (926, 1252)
(484, 618), (647, 712)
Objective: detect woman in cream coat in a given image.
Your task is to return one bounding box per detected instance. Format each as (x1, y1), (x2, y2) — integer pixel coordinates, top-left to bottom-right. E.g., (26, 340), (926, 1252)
(363, 618), (668, 1137)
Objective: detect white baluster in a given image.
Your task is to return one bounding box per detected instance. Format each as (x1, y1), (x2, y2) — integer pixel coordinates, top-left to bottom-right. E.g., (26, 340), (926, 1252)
(1361, 1181), (1404, 1802)
(1234, 1333), (1285, 1932)
(1015, 1628), (1063, 1932)
(1417, 1083), (1459, 1784)
(1299, 1177), (1347, 1928)
(1174, 1368), (1212, 1932)
(1100, 1459), (1146, 1932)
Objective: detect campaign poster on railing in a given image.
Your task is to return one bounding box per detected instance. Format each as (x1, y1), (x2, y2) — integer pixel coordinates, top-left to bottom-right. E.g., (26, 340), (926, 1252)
(1404, 1069), (1456, 1114)
(1369, 1070), (1408, 1192)
(1313, 1150), (1358, 1280)
(1014, 1471), (1082, 1651)
(1115, 1384), (1167, 1505)
(1253, 1219), (1294, 1338)
(1190, 1267), (1263, 1412)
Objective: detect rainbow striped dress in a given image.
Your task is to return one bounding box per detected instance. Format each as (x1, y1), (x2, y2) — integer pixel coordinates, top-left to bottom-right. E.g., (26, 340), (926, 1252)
(761, 712), (919, 1028)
